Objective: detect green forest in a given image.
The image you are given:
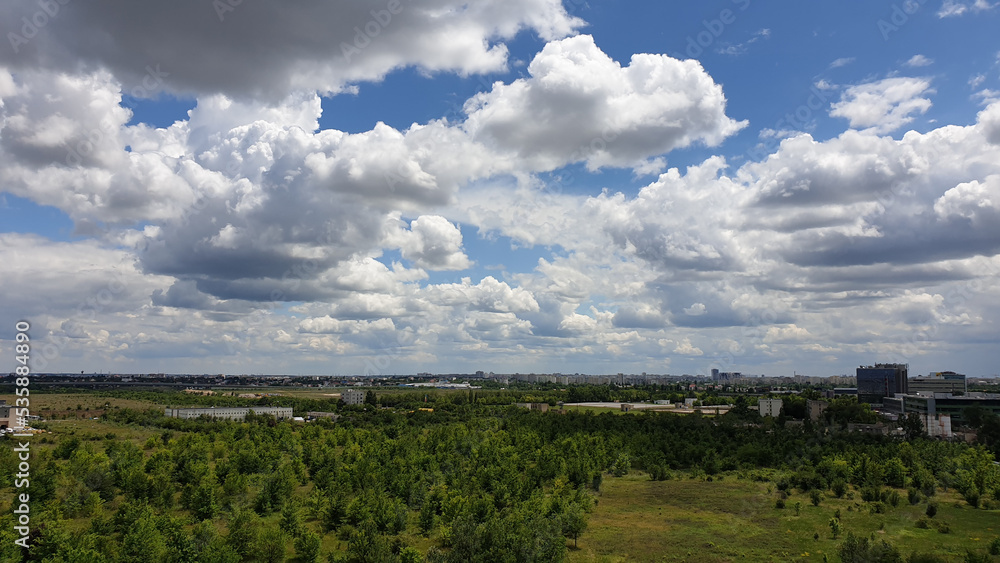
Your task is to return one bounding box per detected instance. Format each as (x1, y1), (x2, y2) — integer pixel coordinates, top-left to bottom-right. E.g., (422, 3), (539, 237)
(2, 386), (1000, 562)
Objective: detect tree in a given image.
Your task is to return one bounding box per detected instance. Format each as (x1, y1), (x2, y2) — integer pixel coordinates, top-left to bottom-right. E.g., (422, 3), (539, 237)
(884, 458), (907, 489)
(226, 507), (260, 560)
(190, 479), (219, 520)
(702, 450), (719, 476)
(562, 503), (588, 548)
(829, 518), (842, 540)
(280, 499), (302, 536)
(255, 466), (295, 513)
(611, 453), (630, 477)
(419, 498), (436, 536)
(903, 413), (925, 441)
(591, 472), (603, 492)
(256, 527), (286, 563)
(365, 391), (378, 406)
(810, 489), (823, 507)
(120, 515), (167, 563)
(294, 530), (321, 563)
(345, 523), (395, 563)
(322, 495), (347, 531)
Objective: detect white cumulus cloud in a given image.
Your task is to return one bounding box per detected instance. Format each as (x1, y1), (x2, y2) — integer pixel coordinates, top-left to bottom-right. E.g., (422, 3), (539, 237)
(830, 77), (934, 134)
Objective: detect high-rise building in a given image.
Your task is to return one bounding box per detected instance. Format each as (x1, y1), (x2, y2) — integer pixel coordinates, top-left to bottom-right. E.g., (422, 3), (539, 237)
(857, 363), (908, 404)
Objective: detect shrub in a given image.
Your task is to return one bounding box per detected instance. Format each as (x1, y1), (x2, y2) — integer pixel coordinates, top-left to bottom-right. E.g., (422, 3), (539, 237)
(810, 489), (823, 506)
(832, 479), (848, 498)
(399, 547), (423, 563)
(775, 499), (785, 509)
(611, 453), (631, 477)
(648, 465), (671, 481)
(907, 488), (921, 505)
(915, 518), (930, 529)
(336, 524), (356, 542)
(860, 486), (881, 502)
(963, 489), (981, 508)
(989, 537), (1000, 556)
(964, 550), (991, 563)
(925, 503), (937, 518)
(838, 532), (900, 562)
(908, 553), (946, 563)
(888, 490), (900, 508)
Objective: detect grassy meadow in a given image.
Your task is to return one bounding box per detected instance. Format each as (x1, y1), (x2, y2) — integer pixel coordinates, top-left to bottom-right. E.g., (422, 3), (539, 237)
(569, 473), (1000, 562)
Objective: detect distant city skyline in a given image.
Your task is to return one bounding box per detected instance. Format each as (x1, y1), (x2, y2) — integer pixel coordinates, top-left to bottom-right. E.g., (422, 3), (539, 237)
(3, 1), (1000, 377)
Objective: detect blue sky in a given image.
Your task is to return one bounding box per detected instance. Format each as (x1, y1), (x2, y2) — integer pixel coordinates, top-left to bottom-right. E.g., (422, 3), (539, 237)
(2, 0), (1000, 376)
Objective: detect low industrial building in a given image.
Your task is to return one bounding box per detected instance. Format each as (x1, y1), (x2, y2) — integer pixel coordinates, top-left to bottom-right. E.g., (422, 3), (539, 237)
(882, 392), (1000, 430)
(822, 388), (858, 399)
(306, 411), (340, 421)
(164, 406), (293, 421)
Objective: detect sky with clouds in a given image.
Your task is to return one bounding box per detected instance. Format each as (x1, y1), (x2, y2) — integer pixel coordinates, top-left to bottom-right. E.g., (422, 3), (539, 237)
(2, 0), (1000, 377)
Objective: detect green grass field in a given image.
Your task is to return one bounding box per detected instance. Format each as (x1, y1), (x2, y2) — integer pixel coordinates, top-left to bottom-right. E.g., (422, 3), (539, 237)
(568, 473), (1000, 562)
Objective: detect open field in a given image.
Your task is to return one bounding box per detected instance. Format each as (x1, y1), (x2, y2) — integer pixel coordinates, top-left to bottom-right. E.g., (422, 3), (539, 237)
(0, 391), (157, 426)
(562, 403), (729, 416)
(201, 385), (482, 400)
(0, 392), (164, 448)
(568, 473), (1000, 562)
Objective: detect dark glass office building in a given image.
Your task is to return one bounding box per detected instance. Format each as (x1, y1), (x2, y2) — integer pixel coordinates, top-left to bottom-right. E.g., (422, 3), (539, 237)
(857, 363), (908, 404)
